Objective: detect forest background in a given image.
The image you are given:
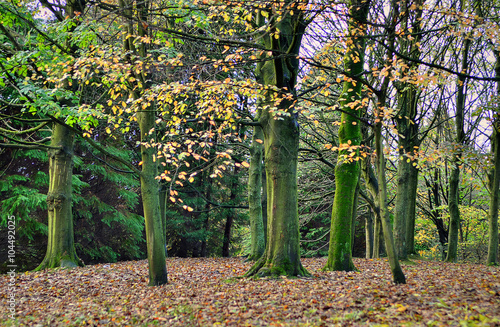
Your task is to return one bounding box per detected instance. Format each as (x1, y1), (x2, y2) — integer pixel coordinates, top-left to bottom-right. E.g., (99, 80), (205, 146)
(0, 0), (499, 280)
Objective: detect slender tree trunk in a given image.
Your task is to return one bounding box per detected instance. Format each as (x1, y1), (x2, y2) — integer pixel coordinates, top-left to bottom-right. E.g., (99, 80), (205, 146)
(324, 0), (370, 272)
(487, 50), (500, 266)
(201, 169), (213, 257)
(262, 169), (268, 245)
(374, 123), (406, 284)
(222, 213), (234, 257)
(36, 123), (83, 270)
(446, 37), (470, 263)
(361, 157), (381, 258)
(138, 110), (168, 285)
(159, 180), (168, 257)
(247, 119), (265, 260)
(370, 0), (405, 284)
(120, 0), (167, 285)
(222, 168), (238, 257)
(365, 209), (374, 258)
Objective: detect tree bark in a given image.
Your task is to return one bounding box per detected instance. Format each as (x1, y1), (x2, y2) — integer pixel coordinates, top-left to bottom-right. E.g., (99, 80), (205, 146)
(246, 102), (309, 276)
(138, 109), (168, 286)
(36, 123), (83, 270)
(487, 50), (500, 266)
(247, 118), (265, 261)
(222, 168), (238, 257)
(406, 165), (418, 254)
(394, 0), (423, 260)
(446, 37), (470, 263)
(324, 0), (370, 272)
(36, 0), (85, 271)
(245, 3), (309, 277)
(374, 123), (406, 284)
(120, 0), (168, 285)
(365, 209), (374, 258)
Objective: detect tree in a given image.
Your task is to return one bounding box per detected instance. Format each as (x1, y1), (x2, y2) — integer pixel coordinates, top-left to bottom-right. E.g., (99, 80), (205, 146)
(247, 120), (266, 260)
(487, 48), (500, 266)
(393, 0), (424, 260)
(0, 0), (90, 269)
(245, 0), (310, 277)
(324, 0), (370, 272)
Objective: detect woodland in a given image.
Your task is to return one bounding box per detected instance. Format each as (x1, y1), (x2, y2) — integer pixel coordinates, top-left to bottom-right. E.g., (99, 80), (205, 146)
(0, 0), (500, 325)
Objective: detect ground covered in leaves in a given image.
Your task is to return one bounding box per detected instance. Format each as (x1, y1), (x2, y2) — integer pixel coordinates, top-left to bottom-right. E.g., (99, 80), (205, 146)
(1, 257), (499, 326)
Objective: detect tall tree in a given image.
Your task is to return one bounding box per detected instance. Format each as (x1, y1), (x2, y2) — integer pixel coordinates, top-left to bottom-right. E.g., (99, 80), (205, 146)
(487, 49), (500, 266)
(324, 0), (370, 272)
(0, 0), (88, 269)
(247, 115), (266, 260)
(246, 0), (310, 277)
(393, 0), (424, 260)
(445, 5), (472, 262)
(117, 0), (168, 285)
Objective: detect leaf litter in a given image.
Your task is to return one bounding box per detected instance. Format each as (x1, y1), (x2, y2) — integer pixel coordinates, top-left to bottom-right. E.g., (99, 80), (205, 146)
(1, 258), (499, 326)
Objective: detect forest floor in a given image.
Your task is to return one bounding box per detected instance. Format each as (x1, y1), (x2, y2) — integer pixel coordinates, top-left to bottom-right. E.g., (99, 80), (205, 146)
(1, 257), (499, 326)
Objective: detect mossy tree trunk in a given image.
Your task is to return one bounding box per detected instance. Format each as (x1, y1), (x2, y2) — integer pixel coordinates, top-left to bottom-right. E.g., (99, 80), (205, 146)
(36, 0), (85, 271)
(365, 209), (374, 258)
(245, 4), (309, 277)
(247, 119), (266, 261)
(36, 123), (83, 270)
(324, 0), (370, 272)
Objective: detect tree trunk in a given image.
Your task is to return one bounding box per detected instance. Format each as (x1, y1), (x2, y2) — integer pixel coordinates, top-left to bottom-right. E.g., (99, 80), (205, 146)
(394, 160), (410, 260)
(374, 124), (406, 284)
(247, 120), (265, 260)
(159, 180), (168, 257)
(36, 123), (83, 270)
(446, 37), (470, 263)
(222, 169), (238, 257)
(394, 0), (423, 260)
(119, 0), (167, 285)
(446, 165), (461, 262)
(351, 183), (360, 253)
(246, 104), (309, 276)
(406, 165), (418, 255)
(138, 109), (168, 286)
(324, 0), (370, 272)
(245, 3), (309, 277)
(361, 156), (381, 258)
(487, 50), (500, 266)
(365, 209), (374, 258)
(222, 213), (233, 257)
(262, 169), (268, 245)
(370, 0), (405, 284)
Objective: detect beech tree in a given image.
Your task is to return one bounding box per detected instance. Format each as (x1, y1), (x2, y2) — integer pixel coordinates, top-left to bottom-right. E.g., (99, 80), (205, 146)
(0, 0), (90, 269)
(324, 0), (370, 272)
(246, 0), (310, 277)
